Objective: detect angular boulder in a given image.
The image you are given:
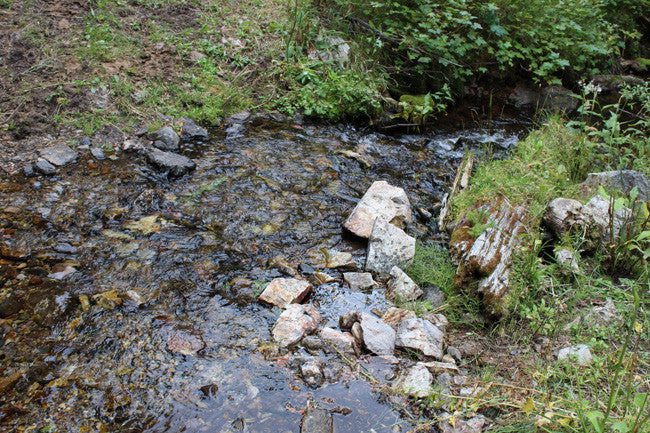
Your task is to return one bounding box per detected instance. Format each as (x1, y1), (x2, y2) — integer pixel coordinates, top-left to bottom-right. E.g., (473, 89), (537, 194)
(395, 318), (444, 359)
(149, 126), (180, 151)
(582, 170), (649, 201)
(394, 363), (433, 398)
(272, 304), (321, 348)
(343, 272), (376, 291)
(181, 117), (209, 142)
(359, 312), (396, 356)
(366, 217), (415, 274)
(318, 327), (356, 354)
(344, 180), (412, 238)
(259, 277), (312, 309)
(388, 266), (422, 301)
(543, 198), (585, 237)
(145, 147), (196, 177)
(39, 145), (79, 167)
(382, 307), (416, 328)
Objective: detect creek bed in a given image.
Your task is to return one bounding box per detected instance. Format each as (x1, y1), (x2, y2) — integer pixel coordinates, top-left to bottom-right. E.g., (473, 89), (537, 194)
(0, 115), (527, 432)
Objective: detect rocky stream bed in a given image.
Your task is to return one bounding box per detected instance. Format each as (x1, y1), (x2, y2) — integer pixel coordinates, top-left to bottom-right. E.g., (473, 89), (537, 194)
(0, 113), (527, 432)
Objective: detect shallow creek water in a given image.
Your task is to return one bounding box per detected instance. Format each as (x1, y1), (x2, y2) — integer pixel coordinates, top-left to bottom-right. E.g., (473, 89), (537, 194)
(0, 115), (527, 432)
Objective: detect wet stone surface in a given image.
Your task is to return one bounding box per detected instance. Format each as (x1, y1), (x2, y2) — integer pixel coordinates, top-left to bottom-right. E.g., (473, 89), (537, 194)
(0, 118), (525, 432)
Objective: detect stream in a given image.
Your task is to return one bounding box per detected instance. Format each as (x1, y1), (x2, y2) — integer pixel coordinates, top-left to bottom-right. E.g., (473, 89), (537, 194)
(0, 112), (529, 432)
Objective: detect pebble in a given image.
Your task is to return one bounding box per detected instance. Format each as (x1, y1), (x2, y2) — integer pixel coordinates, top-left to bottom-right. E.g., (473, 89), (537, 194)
(35, 158), (57, 175)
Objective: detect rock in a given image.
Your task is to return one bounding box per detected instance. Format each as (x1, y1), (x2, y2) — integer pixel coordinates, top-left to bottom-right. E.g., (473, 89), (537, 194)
(312, 272), (337, 284)
(582, 170), (649, 202)
(395, 318), (444, 359)
(308, 249), (357, 269)
(302, 335), (323, 351)
(439, 415), (486, 433)
(394, 363), (432, 398)
(39, 144), (79, 166)
(23, 164), (34, 177)
(450, 203), (528, 316)
(587, 299), (621, 324)
(351, 322), (363, 342)
(92, 289), (122, 309)
(459, 386), (485, 398)
(199, 383), (219, 397)
(258, 277), (312, 309)
(539, 85), (579, 112)
(344, 180), (412, 238)
(447, 346), (462, 363)
(78, 136), (92, 148)
(509, 84), (540, 108)
(90, 147), (106, 160)
(53, 243), (78, 254)
(421, 285), (446, 309)
(188, 50), (206, 63)
(272, 304), (321, 348)
(145, 147), (196, 177)
(149, 126), (180, 151)
(557, 344), (592, 366)
(381, 307), (416, 328)
(48, 265), (76, 280)
(0, 244), (30, 260)
(225, 123), (246, 139)
(300, 359), (324, 388)
(300, 407), (333, 433)
(423, 313), (449, 331)
(308, 37), (350, 65)
(359, 312), (396, 356)
(366, 217), (416, 274)
(0, 371), (24, 394)
(388, 267), (422, 301)
(166, 328), (205, 355)
(339, 311), (360, 330)
(421, 361), (458, 374)
(544, 198), (585, 237)
(582, 195), (631, 242)
(555, 248), (580, 272)
(35, 158), (57, 175)
(227, 111), (250, 124)
(318, 327), (356, 354)
(343, 272), (376, 291)
(181, 117), (209, 142)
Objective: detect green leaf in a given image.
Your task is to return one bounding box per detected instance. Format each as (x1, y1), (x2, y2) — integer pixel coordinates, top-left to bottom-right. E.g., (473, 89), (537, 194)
(633, 392), (648, 409)
(587, 411), (604, 433)
(612, 421), (630, 432)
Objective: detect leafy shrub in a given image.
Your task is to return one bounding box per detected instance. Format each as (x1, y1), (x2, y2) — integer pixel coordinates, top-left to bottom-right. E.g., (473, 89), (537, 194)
(321, 0), (625, 92)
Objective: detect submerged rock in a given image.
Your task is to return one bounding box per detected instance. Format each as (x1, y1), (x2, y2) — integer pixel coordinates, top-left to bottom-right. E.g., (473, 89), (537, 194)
(308, 249), (357, 269)
(149, 126), (180, 151)
(145, 147), (196, 177)
(258, 277), (312, 309)
(300, 358), (324, 388)
(343, 272), (376, 291)
(344, 180), (412, 238)
(272, 304), (321, 347)
(359, 312), (396, 356)
(366, 217), (415, 274)
(395, 318), (444, 359)
(388, 266), (422, 301)
(39, 144), (79, 166)
(166, 328), (206, 355)
(300, 407), (333, 433)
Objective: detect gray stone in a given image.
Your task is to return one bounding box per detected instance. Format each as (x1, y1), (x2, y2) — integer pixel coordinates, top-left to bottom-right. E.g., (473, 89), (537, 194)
(359, 312), (396, 356)
(439, 415), (486, 433)
(588, 299), (621, 324)
(318, 327), (356, 354)
(145, 147), (196, 177)
(308, 37), (350, 65)
(300, 407), (333, 433)
(344, 180), (412, 239)
(583, 195), (631, 242)
(582, 170), (648, 201)
(35, 158), (56, 175)
(181, 117), (209, 142)
(343, 272), (376, 291)
(39, 145), (79, 166)
(225, 123), (246, 139)
(396, 318), (444, 359)
(388, 266), (422, 301)
(227, 111), (250, 124)
(544, 198), (585, 237)
(509, 85), (540, 108)
(422, 285), (446, 309)
(339, 311), (360, 330)
(259, 278), (312, 309)
(300, 359), (324, 388)
(555, 248), (580, 272)
(272, 304), (321, 348)
(23, 164), (34, 177)
(382, 307), (416, 328)
(394, 363), (432, 398)
(149, 126), (180, 151)
(540, 85), (579, 112)
(558, 344), (592, 366)
(90, 147), (106, 160)
(366, 217), (416, 274)
(446, 346), (462, 363)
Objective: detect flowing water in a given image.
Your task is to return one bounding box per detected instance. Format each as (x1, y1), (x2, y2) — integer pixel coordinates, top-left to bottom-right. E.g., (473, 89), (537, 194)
(0, 113), (528, 432)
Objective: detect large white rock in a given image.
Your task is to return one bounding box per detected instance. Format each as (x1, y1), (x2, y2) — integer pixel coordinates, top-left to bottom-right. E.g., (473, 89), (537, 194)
(259, 278), (312, 309)
(359, 312), (396, 356)
(344, 181), (412, 238)
(583, 170), (648, 201)
(388, 266), (422, 301)
(343, 272), (376, 291)
(394, 362), (433, 398)
(366, 217), (415, 274)
(272, 304), (321, 348)
(557, 344), (592, 366)
(544, 198), (584, 237)
(318, 327), (356, 354)
(396, 318), (444, 359)
(583, 195), (631, 242)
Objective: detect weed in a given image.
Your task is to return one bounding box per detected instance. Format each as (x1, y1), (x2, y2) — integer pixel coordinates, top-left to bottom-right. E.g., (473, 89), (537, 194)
(183, 176), (229, 202)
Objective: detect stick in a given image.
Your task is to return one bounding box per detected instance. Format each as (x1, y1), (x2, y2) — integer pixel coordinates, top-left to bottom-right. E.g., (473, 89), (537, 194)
(439, 151), (473, 231)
